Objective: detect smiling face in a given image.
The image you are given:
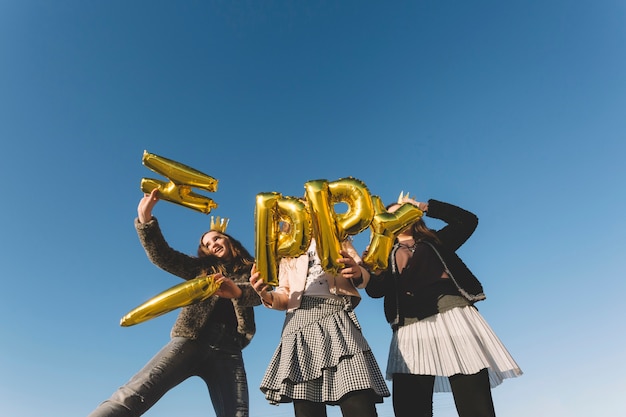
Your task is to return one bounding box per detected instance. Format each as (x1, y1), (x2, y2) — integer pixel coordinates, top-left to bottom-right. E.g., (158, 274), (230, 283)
(200, 230), (233, 260)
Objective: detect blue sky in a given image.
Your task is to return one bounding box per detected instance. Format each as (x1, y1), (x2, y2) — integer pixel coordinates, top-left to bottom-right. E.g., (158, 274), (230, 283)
(1, 1), (625, 416)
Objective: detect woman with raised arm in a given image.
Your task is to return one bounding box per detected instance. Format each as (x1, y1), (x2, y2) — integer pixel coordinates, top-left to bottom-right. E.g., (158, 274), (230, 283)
(87, 188), (260, 417)
(365, 195), (522, 417)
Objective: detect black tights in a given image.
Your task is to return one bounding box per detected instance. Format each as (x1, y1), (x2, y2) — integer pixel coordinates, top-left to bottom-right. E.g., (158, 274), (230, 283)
(293, 389), (378, 417)
(392, 369), (495, 417)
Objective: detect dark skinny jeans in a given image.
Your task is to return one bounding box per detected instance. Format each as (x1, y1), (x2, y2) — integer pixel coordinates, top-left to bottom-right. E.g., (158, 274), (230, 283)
(87, 335), (248, 417)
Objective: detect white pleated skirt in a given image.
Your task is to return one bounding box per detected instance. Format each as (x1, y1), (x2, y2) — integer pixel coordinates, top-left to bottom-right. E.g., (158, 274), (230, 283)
(387, 305), (522, 392)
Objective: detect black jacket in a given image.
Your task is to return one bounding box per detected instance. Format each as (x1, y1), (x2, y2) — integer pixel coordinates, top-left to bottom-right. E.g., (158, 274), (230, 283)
(365, 199), (485, 323)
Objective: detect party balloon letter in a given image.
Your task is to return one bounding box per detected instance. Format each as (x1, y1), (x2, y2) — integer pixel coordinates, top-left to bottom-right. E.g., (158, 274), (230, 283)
(120, 274), (222, 326)
(276, 196), (312, 259)
(254, 193), (282, 287)
(140, 150), (219, 214)
(254, 193), (312, 286)
(304, 180), (344, 274)
(362, 196), (423, 272)
(328, 177), (374, 241)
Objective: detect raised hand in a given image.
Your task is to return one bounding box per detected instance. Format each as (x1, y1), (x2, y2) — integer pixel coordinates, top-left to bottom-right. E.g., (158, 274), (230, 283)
(138, 188), (160, 223)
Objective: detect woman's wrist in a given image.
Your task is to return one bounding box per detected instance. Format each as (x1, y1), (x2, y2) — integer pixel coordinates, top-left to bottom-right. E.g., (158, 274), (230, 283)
(138, 214), (153, 224)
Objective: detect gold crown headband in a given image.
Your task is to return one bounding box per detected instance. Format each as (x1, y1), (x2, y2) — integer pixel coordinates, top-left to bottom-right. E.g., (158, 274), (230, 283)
(210, 216), (229, 233)
(397, 190), (412, 204)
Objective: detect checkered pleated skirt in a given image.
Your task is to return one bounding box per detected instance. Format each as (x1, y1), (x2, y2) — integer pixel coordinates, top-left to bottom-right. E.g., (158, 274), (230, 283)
(260, 296), (390, 405)
(387, 305), (523, 392)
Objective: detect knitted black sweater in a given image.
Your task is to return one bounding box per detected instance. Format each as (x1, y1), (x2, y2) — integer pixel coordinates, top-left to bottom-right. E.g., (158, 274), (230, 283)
(365, 199), (485, 323)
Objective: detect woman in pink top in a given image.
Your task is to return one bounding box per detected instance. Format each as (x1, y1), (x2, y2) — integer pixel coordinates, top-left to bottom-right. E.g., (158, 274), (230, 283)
(250, 238), (390, 417)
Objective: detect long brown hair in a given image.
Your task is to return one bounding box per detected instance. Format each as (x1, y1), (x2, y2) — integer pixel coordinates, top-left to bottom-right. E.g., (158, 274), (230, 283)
(197, 231), (254, 275)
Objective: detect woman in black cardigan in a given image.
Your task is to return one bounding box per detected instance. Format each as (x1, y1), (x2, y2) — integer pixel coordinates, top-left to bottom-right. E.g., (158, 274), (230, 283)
(365, 196), (521, 417)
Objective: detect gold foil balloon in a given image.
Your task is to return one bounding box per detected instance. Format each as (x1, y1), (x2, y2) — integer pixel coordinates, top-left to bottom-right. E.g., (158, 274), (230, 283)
(140, 150), (219, 214)
(304, 179), (343, 274)
(255, 193), (314, 286)
(254, 192), (282, 287)
(362, 196), (423, 272)
(276, 197), (312, 258)
(328, 177), (374, 241)
(120, 274), (221, 327)
(254, 177), (417, 280)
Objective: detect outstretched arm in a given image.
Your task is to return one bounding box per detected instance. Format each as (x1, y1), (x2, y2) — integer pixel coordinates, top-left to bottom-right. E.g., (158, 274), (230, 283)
(135, 189), (204, 280)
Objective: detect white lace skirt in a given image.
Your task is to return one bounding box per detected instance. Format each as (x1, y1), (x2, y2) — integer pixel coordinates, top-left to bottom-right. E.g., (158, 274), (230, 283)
(387, 305), (522, 392)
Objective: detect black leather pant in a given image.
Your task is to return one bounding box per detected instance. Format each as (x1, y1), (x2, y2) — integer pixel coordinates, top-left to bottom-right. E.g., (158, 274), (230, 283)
(87, 336), (249, 417)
